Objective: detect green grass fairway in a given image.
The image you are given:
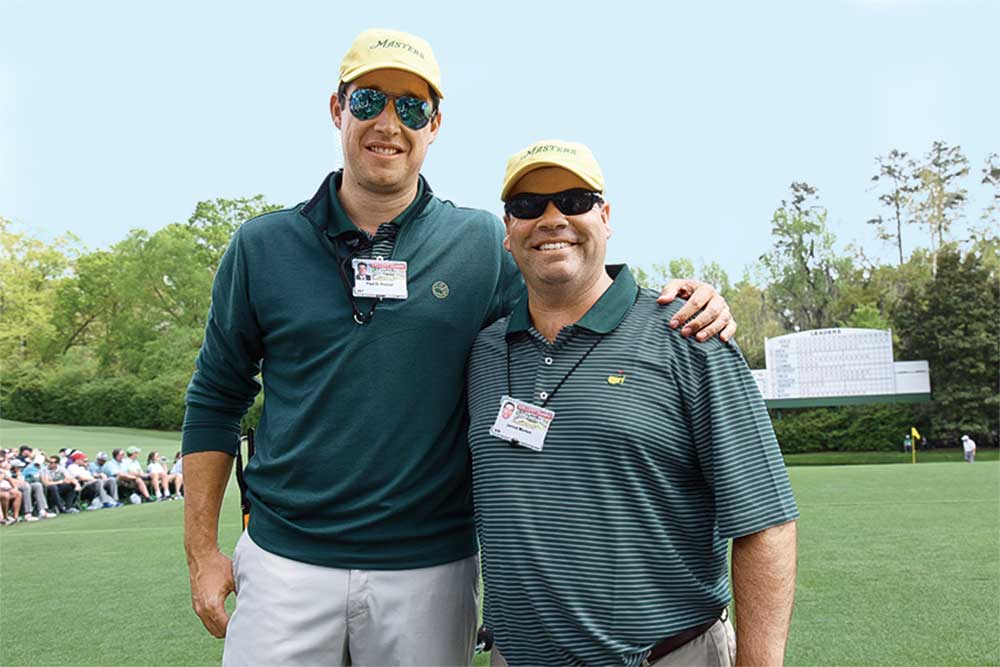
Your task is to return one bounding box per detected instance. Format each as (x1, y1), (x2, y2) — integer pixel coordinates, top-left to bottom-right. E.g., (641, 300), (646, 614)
(2, 421), (998, 666)
(785, 448), (999, 466)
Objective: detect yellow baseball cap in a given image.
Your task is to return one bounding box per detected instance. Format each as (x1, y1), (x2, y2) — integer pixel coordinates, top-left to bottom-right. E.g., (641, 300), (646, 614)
(501, 140), (605, 201)
(339, 28), (444, 100)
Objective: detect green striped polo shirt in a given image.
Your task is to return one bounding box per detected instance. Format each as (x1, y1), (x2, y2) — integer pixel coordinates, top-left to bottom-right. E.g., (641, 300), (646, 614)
(466, 265), (799, 666)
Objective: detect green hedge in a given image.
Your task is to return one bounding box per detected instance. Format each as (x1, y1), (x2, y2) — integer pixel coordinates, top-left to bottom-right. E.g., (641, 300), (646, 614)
(1, 359), (189, 431)
(770, 404), (921, 453)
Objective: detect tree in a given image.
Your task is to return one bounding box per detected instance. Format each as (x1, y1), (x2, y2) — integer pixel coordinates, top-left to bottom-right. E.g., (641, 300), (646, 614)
(760, 182), (854, 331)
(725, 279), (785, 369)
(187, 196), (283, 271)
(868, 149), (919, 265)
(911, 141), (970, 276)
(0, 218), (77, 360)
(894, 246), (999, 444)
(980, 152), (1000, 227)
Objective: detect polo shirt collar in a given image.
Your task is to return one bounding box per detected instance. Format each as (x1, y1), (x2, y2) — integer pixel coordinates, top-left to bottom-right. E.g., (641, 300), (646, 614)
(506, 264), (638, 337)
(301, 170), (430, 238)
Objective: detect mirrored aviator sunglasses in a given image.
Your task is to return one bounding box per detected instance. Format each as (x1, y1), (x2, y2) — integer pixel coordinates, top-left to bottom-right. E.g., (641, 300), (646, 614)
(504, 189), (603, 219)
(348, 88), (435, 130)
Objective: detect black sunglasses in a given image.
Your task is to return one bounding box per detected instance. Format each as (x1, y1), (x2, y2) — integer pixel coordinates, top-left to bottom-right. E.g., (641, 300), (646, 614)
(348, 88), (435, 130)
(504, 189), (604, 219)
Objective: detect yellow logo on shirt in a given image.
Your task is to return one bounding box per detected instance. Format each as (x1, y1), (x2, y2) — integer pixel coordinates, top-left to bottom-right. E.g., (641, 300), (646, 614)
(607, 374), (626, 385)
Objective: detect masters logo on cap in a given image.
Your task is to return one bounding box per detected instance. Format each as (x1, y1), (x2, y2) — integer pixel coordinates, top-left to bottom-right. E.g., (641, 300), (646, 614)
(340, 28), (444, 100)
(501, 140), (605, 201)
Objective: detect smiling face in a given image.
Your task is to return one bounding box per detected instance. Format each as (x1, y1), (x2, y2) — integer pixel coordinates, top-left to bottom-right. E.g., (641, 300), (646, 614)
(331, 68), (441, 197)
(504, 167), (611, 293)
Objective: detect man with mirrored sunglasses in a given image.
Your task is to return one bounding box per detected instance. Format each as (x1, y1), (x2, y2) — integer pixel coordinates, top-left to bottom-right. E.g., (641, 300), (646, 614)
(182, 28), (738, 667)
(467, 140), (798, 667)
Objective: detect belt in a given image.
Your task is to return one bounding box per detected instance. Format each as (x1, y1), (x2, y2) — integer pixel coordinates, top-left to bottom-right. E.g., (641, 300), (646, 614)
(646, 609), (726, 664)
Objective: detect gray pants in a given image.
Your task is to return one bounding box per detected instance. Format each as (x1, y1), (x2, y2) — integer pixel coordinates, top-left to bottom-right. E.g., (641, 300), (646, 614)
(81, 479), (117, 504)
(490, 618), (737, 667)
(223, 532), (479, 667)
(15, 481), (47, 515)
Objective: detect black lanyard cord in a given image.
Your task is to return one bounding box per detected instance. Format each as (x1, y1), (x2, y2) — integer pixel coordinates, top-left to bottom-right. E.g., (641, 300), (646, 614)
(506, 334), (602, 407)
(328, 186), (434, 326)
(331, 235), (380, 325)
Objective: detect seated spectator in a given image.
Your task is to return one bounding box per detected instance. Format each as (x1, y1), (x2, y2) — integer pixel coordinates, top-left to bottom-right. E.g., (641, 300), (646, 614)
(0, 456), (25, 525)
(103, 448), (152, 503)
(40, 456), (81, 514)
(88, 452), (121, 504)
(146, 451), (178, 500)
(169, 452), (184, 498)
(9, 458), (54, 520)
(67, 452), (119, 509)
(89, 452), (109, 477)
(0, 484), (23, 526)
(16, 445), (36, 466)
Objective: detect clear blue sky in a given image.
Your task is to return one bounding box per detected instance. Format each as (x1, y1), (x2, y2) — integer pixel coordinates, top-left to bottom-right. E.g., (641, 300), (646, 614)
(2, 0), (996, 281)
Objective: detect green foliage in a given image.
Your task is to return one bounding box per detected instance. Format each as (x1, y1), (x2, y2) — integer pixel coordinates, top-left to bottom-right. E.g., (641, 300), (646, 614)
(894, 245), (1000, 443)
(725, 280), (784, 369)
(770, 403), (920, 453)
(0, 218), (78, 361)
(842, 303), (890, 330)
(1, 196), (279, 430)
(1, 355), (189, 430)
(868, 148), (919, 265)
(760, 183), (856, 331)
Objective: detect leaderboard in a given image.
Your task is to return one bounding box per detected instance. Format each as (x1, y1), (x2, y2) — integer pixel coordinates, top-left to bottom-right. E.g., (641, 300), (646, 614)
(764, 328), (896, 399)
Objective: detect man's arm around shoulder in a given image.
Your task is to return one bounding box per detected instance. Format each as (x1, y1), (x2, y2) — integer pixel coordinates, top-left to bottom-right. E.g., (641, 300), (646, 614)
(731, 520), (797, 666)
(184, 451), (236, 638)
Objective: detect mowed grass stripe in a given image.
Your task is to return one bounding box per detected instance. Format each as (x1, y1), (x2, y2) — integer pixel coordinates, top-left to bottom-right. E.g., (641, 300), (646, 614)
(1, 422), (997, 666)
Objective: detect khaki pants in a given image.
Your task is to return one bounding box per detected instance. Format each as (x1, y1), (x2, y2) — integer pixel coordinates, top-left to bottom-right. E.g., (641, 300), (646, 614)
(490, 618), (737, 667)
(224, 532), (479, 666)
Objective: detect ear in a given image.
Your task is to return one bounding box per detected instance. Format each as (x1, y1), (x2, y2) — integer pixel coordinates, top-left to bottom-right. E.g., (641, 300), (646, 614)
(331, 92), (343, 130)
(600, 201), (612, 239)
(502, 214), (512, 252)
(427, 110), (443, 144)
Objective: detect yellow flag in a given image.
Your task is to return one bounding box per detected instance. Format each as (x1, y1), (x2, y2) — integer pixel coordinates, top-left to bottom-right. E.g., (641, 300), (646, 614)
(911, 426), (921, 440)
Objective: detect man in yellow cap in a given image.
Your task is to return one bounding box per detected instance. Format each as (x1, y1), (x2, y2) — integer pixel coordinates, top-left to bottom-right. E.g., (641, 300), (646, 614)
(466, 140), (799, 666)
(182, 30), (736, 666)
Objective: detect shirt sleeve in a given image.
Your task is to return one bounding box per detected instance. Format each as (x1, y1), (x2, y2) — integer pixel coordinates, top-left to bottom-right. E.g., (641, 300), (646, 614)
(182, 227), (264, 456)
(682, 342), (800, 539)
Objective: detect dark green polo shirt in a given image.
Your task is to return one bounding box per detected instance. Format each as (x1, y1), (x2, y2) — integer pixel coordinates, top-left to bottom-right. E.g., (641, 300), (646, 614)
(466, 266), (799, 666)
(183, 171), (523, 569)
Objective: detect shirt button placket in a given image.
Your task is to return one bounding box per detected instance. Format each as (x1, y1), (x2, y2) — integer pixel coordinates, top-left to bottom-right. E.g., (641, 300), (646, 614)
(535, 350), (555, 403)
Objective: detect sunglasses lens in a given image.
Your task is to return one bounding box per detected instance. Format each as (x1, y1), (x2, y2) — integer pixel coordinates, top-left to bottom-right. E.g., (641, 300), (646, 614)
(553, 190), (597, 216)
(395, 96), (432, 130)
(349, 89), (387, 120)
(506, 196), (546, 219)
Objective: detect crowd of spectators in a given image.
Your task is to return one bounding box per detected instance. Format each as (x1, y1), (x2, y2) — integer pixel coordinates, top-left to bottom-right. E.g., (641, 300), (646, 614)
(0, 444), (183, 525)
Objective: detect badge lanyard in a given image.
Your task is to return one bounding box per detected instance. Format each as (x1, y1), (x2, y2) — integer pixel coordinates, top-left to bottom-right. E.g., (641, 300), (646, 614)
(329, 185), (432, 326)
(506, 335), (602, 408)
(331, 238), (381, 325)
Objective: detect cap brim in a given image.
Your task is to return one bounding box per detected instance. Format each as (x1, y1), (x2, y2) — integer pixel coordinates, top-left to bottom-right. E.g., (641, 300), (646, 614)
(501, 161), (603, 201)
(341, 64), (444, 100)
